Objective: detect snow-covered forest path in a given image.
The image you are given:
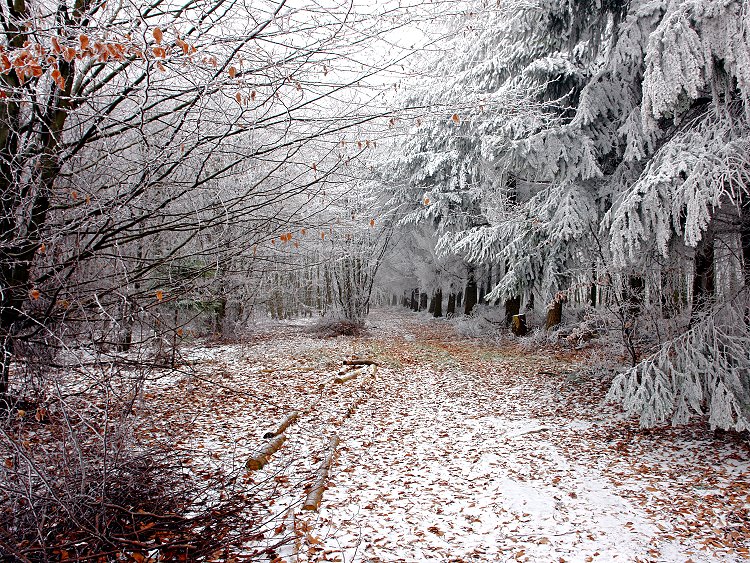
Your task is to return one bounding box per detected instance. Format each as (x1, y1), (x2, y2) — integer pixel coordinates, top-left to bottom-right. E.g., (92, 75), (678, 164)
(146, 309), (750, 562)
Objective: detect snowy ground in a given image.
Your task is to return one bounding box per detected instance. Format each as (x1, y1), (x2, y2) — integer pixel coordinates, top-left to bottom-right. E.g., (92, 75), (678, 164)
(142, 309), (750, 562)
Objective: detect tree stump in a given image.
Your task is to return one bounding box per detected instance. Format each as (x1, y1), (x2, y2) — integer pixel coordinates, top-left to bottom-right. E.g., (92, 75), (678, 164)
(512, 314), (527, 336)
(505, 296), (521, 325)
(546, 300), (563, 330)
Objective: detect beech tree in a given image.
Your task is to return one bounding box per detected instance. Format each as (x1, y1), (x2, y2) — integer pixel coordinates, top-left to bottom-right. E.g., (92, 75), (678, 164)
(0, 0), (411, 557)
(0, 0), (394, 393)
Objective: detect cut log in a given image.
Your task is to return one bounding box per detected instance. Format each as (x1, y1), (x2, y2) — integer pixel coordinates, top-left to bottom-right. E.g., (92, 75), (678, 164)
(342, 359), (379, 366)
(262, 411), (299, 439)
(246, 434), (286, 471)
(511, 314), (528, 337)
(334, 368), (364, 384)
(302, 435), (340, 511)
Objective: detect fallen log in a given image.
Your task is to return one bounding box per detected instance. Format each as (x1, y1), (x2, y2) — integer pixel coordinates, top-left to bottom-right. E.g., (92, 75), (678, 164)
(342, 359), (379, 366)
(246, 434), (286, 471)
(302, 435), (340, 511)
(333, 368), (364, 384)
(262, 411), (299, 439)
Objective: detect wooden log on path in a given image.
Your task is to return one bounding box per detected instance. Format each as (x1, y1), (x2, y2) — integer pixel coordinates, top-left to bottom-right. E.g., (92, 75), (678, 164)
(342, 359), (379, 366)
(334, 367), (365, 384)
(302, 435), (340, 511)
(246, 434), (286, 470)
(262, 411), (299, 439)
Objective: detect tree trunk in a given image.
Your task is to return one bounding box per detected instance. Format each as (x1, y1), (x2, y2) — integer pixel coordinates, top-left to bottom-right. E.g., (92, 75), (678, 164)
(0, 339), (10, 397)
(446, 293), (456, 317)
(692, 239), (714, 315)
(419, 292), (428, 311)
(464, 269), (478, 315)
(410, 289), (419, 311)
(427, 293), (435, 314)
(487, 266), (494, 304)
(546, 299), (563, 330)
(433, 289), (443, 317)
(505, 296), (521, 325)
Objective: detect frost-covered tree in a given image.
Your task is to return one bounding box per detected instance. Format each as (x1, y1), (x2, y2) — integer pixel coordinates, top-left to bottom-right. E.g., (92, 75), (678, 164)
(387, 0), (750, 429)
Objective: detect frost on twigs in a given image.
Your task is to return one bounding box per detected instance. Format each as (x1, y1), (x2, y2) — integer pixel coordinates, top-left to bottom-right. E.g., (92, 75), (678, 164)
(607, 293), (750, 431)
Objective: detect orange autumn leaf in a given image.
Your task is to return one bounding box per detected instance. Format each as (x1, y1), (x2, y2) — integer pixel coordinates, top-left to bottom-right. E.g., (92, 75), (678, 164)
(235, 91), (242, 104)
(300, 228), (306, 235)
(451, 113), (460, 124)
(321, 232), (326, 240)
(370, 218), (375, 227)
(424, 197), (430, 205)
(228, 66), (237, 79)
(251, 90), (256, 101)
(152, 28), (163, 44)
(176, 328), (184, 336)
(79, 35), (90, 50)
(155, 290), (163, 301)
(51, 69), (65, 90)
(70, 190), (78, 200)
(29, 289), (40, 300)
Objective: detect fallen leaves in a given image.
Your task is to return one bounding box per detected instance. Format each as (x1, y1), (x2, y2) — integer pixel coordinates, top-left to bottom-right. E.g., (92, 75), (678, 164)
(130, 310), (750, 562)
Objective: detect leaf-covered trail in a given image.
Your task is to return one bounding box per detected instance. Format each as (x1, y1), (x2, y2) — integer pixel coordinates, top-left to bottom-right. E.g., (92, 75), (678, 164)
(301, 314), (743, 563)
(145, 309), (750, 562)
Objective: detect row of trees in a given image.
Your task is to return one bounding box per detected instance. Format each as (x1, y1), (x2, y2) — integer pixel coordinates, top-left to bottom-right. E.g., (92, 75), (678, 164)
(376, 0), (750, 430)
(0, 0), (416, 558)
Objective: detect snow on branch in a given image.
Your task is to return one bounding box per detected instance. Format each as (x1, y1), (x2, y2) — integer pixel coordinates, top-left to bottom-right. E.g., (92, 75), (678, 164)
(608, 105), (750, 267)
(607, 292), (750, 431)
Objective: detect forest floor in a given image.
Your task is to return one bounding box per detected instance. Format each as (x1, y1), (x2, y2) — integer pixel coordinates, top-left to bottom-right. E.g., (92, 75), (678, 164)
(143, 308), (750, 563)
